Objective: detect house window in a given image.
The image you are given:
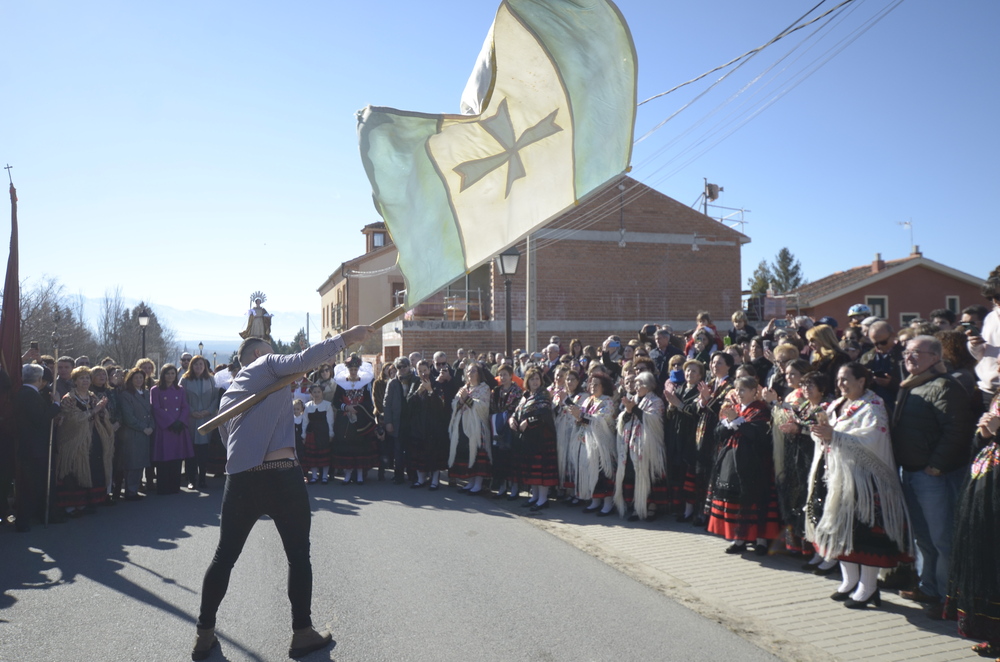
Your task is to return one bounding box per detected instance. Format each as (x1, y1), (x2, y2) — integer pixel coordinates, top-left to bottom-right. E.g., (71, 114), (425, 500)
(391, 282), (405, 307)
(865, 296), (887, 319)
(946, 296), (960, 314)
(373, 232), (386, 248)
(900, 312), (920, 327)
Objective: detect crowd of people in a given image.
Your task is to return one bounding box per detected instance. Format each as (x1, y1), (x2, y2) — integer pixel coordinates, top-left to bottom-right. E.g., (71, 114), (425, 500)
(5, 266), (1000, 661)
(6, 351), (229, 529)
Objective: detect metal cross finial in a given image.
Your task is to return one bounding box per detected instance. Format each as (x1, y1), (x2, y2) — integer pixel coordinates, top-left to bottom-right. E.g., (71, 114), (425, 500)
(4, 164), (12, 185)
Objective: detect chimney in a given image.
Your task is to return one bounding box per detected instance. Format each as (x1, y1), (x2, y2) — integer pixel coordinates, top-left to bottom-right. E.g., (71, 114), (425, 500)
(872, 252), (885, 274)
(910, 245), (922, 257)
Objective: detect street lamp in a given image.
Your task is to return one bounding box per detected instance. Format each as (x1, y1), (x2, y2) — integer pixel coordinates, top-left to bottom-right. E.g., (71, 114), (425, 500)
(494, 246), (521, 361)
(198, 342), (204, 358)
(138, 307), (150, 359)
(213, 351), (217, 370)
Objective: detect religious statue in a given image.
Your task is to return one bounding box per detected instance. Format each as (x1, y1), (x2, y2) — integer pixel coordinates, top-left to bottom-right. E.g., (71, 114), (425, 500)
(239, 291), (273, 343)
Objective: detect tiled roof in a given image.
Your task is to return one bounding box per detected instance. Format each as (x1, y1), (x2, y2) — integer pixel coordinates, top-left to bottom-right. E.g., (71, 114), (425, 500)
(786, 256), (918, 304)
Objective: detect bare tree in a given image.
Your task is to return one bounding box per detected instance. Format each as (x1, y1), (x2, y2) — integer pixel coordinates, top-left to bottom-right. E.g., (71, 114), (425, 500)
(16, 276), (98, 358)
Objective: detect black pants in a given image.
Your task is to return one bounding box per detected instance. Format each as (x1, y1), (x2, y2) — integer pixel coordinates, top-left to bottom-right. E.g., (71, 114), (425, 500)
(155, 459), (183, 495)
(14, 455), (49, 530)
(197, 465), (313, 630)
(185, 445), (211, 485)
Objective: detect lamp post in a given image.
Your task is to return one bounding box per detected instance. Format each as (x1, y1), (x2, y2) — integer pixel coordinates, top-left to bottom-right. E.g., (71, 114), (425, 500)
(138, 307), (150, 359)
(198, 342), (204, 358)
(494, 246), (521, 361)
(213, 351), (217, 370)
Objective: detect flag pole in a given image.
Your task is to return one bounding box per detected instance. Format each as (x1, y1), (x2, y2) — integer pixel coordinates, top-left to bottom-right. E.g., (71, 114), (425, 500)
(198, 305), (406, 435)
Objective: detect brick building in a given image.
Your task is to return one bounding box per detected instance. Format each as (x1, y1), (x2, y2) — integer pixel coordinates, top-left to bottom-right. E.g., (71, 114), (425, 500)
(377, 176), (749, 359)
(317, 222), (403, 355)
(784, 248), (985, 328)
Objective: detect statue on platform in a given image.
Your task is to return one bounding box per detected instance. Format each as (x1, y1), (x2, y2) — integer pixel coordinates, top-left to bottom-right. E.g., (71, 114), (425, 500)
(239, 291), (273, 343)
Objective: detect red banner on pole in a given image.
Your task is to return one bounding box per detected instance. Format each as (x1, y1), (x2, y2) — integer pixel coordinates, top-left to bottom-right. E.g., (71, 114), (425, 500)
(0, 182), (21, 390)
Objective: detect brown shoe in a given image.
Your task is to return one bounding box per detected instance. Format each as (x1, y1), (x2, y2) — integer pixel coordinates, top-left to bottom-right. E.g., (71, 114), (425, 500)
(191, 627), (217, 661)
(899, 588), (939, 604)
(289, 627), (334, 658)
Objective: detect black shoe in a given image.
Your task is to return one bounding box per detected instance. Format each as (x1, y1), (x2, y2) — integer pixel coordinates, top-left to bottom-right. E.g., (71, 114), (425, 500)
(583, 505), (601, 513)
(377, 469), (386, 481)
(725, 542), (748, 554)
(676, 512), (693, 523)
(813, 563), (839, 576)
(627, 513), (641, 522)
(830, 588), (856, 601)
(521, 500), (537, 508)
(410, 482), (426, 489)
(801, 561), (823, 571)
(428, 484), (440, 491)
(753, 543), (769, 556)
(392, 477), (406, 485)
(691, 515), (707, 527)
(844, 589), (881, 609)
(507, 493), (520, 501)
(530, 501), (550, 512)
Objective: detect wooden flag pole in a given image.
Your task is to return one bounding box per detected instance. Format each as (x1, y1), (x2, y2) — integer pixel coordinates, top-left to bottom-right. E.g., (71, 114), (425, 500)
(198, 305), (406, 435)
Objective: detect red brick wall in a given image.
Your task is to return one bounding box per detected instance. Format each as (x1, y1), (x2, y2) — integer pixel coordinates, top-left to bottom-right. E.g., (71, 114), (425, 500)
(804, 264), (984, 329)
(395, 178), (748, 356)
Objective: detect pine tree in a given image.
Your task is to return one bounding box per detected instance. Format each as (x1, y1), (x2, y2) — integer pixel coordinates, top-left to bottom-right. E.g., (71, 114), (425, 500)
(771, 247), (805, 293)
(747, 259), (774, 295)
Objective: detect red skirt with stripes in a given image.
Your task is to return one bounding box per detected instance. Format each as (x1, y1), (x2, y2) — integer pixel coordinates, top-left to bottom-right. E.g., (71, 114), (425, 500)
(707, 493), (782, 541)
(449, 446), (492, 480)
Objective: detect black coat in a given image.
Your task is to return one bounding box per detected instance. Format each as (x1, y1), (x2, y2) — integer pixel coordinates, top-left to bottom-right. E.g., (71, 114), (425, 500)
(14, 385), (58, 461)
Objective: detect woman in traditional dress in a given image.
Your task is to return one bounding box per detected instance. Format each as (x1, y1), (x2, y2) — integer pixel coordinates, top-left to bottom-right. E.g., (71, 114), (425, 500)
(115, 367), (153, 501)
(615, 371), (667, 521)
(406, 359), (450, 490)
(292, 399), (306, 471)
(150, 364), (193, 495)
(55, 366), (115, 514)
(331, 354), (378, 484)
(707, 376), (780, 555)
(944, 374), (1000, 659)
(490, 364), (523, 499)
(568, 372), (617, 515)
(807, 362), (913, 609)
(89, 366), (119, 500)
(303, 384), (335, 484)
(182, 355), (218, 490)
(763, 359), (809, 549)
(510, 367), (558, 511)
(555, 369), (585, 501)
(769, 367), (833, 564)
(690, 351), (735, 526)
(663, 359), (705, 521)
(448, 362), (492, 494)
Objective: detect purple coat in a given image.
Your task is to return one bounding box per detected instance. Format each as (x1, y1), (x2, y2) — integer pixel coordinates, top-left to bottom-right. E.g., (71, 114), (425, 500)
(150, 384), (194, 462)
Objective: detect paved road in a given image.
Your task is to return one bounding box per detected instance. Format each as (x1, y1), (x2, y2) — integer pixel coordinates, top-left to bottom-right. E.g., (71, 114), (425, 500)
(1, 478), (780, 662)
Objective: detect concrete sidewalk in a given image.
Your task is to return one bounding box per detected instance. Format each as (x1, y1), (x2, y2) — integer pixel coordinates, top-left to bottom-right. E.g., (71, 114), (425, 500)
(507, 498), (972, 662)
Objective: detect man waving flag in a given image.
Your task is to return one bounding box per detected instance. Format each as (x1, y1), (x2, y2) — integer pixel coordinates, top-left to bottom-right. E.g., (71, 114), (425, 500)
(358, 0), (637, 308)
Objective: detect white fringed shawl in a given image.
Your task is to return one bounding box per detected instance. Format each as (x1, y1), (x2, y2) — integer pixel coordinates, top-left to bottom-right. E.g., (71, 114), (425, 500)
(556, 392), (584, 488)
(614, 393), (667, 519)
(448, 382), (492, 468)
(575, 394), (616, 500)
(805, 390), (912, 559)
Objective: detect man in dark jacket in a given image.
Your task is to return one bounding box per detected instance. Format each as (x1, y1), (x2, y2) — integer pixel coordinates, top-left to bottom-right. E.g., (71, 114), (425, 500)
(14, 363), (61, 531)
(649, 327), (682, 390)
(383, 357), (416, 484)
(860, 321), (906, 412)
(891, 335), (972, 617)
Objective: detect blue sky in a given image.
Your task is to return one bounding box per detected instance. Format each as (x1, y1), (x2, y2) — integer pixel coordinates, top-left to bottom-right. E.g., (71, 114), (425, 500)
(4, 0), (998, 338)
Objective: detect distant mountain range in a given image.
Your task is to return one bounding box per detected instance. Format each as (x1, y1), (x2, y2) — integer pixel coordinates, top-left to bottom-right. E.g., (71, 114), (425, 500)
(77, 295), (315, 361)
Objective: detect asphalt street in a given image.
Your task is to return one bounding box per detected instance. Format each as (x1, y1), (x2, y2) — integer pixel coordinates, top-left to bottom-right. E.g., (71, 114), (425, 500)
(1, 477), (780, 662)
